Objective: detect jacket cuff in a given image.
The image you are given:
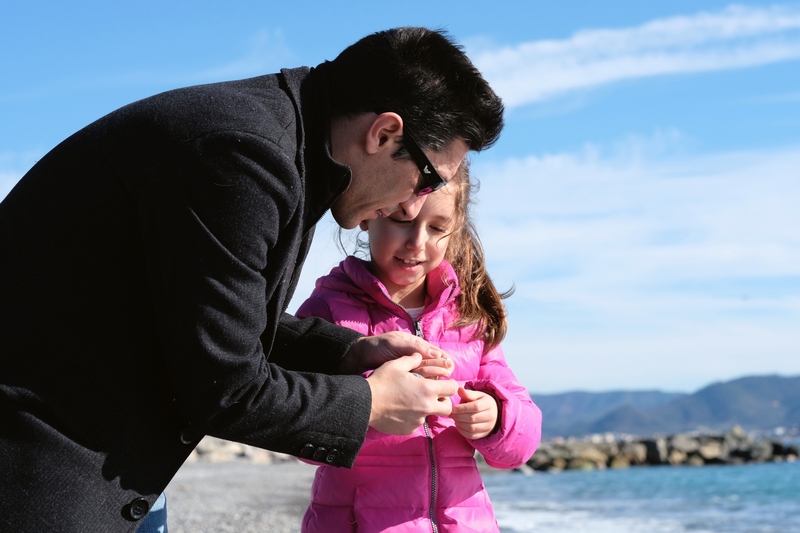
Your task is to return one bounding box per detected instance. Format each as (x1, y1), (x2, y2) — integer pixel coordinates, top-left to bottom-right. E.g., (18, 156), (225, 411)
(465, 379), (540, 469)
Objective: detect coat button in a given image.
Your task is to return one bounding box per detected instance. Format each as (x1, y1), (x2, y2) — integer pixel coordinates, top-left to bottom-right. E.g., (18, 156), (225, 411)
(126, 497), (150, 521)
(325, 449), (340, 463)
(299, 444), (315, 458)
(312, 447), (328, 461)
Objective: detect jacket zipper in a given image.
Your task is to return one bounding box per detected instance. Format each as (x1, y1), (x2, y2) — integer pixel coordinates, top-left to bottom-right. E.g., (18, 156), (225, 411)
(378, 291), (442, 532)
(410, 316), (439, 533)
(423, 417), (439, 533)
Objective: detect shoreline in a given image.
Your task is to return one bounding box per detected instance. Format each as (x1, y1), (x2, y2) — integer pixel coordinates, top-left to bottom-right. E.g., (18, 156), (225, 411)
(163, 426), (799, 531)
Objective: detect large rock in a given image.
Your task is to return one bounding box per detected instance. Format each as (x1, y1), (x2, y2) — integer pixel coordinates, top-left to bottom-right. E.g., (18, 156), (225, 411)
(667, 449), (687, 465)
(748, 439), (774, 462)
(568, 443), (608, 470)
(642, 438), (669, 465)
(618, 441), (648, 465)
(697, 440), (724, 462)
(669, 433), (699, 454)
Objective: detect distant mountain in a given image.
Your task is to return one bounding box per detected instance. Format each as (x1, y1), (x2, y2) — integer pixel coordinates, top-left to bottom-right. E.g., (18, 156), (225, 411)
(530, 374), (800, 439)
(530, 390), (685, 439)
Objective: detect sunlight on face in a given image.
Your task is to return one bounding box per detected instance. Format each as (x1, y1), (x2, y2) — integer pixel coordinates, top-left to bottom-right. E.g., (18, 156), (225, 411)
(333, 138), (469, 230)
(360, 186), (457, 308)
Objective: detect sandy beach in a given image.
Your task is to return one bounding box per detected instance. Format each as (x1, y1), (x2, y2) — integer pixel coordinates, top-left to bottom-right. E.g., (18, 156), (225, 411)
(165, 460), (315, 533)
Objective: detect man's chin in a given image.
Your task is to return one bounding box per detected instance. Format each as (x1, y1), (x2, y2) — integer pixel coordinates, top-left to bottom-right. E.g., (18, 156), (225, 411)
(330, 208), (358, 230)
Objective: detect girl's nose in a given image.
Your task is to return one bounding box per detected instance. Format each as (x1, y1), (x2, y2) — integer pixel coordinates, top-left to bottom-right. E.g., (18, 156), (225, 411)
(405, 227), (425, 251)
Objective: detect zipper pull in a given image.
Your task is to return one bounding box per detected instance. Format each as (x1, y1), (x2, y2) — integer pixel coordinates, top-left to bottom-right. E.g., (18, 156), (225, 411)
(414, 320), (422, 338)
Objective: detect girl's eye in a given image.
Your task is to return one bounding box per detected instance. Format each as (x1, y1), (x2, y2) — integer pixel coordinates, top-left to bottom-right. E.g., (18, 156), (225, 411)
(431, 226), (447, 233)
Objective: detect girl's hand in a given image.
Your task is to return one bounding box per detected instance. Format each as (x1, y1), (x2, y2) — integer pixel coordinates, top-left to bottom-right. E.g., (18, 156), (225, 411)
(450, 387), (499, 440)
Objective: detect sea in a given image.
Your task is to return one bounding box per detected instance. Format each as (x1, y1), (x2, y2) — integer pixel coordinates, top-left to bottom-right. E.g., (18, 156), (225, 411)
(482, 461), (800, 533)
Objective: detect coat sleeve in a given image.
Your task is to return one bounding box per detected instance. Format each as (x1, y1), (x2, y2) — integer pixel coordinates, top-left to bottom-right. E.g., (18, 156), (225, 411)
(465, 344), (542, 469)
(289, 294), (359, 467)
(131, 115), (370, 467)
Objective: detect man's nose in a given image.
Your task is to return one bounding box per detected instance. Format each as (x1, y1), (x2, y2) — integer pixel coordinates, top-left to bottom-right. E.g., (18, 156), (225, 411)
(394, 194), (427, 221)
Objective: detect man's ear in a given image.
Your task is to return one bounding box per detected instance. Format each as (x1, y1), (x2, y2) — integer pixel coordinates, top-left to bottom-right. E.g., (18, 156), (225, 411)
(365, 112), (403, 155)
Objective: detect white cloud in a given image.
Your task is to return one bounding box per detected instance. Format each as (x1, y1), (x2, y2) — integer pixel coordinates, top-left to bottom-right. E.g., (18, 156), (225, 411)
(2, 29), (295, 98)
(506, 319), (800, 394)
(466, 139), (800, 393)
(474, 139), (800, 276)
(471, 5), (800, 107)
(186, 29), (295, 82)
(105, 29), (295, 87)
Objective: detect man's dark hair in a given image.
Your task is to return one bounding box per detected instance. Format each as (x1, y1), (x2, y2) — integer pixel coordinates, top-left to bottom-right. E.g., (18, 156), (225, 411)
(326, 27), (504, 154)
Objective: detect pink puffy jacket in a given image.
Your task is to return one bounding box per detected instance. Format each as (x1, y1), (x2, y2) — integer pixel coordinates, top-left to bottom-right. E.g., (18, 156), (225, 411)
(295, 257), (542, 533)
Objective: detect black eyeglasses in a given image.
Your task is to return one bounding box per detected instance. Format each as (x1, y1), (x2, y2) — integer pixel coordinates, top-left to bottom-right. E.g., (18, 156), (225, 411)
(402, 132), (448, 196)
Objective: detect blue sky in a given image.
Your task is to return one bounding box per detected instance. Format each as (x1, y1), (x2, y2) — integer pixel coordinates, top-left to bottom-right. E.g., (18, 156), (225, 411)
(2, 1), (799, 394)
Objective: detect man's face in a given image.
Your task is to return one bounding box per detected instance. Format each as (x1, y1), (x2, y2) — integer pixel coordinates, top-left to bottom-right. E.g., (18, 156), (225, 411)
(331, 138), (469, 230)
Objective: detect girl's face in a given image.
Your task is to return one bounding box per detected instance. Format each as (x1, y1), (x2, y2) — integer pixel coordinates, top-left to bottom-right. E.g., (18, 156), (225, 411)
(360, 186), (457, 307)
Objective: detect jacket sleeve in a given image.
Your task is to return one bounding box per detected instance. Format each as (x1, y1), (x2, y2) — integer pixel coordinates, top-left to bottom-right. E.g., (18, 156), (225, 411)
(465, 344), (542, 469)
(295, 294), (336, 323)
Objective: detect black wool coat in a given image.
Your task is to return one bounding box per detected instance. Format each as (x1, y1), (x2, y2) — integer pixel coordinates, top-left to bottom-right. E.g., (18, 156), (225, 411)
(0, 66), (371, 532)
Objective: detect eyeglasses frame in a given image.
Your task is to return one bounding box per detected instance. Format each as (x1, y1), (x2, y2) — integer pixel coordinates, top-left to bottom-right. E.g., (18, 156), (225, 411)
(401, 131), (448, 197)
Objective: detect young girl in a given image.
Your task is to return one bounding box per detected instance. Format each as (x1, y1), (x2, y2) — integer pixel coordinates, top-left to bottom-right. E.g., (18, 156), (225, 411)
(296, 163), (542, 533)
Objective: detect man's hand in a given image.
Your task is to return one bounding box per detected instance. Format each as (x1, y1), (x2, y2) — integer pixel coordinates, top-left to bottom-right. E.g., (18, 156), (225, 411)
(366, 354), (459, 435)
(340, 331), (452, 376)
(410, 356), (453, 380)
(450, 387), (499, 440)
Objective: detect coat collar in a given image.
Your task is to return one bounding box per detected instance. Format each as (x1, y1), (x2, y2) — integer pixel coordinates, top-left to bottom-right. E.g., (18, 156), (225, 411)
(281, 64), (351, 230)
(324, 256), (460, 316)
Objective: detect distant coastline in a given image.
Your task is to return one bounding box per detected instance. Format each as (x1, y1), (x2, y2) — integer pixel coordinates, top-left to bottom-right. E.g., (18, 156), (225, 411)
(530, 374), (800, 440)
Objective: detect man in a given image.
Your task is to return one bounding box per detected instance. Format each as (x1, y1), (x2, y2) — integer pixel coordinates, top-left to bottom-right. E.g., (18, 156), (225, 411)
(0, 27), (504, 531)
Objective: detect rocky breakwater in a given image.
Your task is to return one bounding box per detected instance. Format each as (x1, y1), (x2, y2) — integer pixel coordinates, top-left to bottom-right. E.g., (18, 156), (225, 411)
(186, 428), (799, 472)
(525, 426), (799, 472)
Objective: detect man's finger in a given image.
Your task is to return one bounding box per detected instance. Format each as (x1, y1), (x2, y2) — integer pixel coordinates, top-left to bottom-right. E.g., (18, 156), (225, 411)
(384, 353), (423, 372)
(412, 366), (451, 380)
(412, 358), (454, 379)
(428, 395), (455, 417)
(413, 337), (449, 360)
(417, 379), (458, 417)
(431, 378), (459, 398)
(415, 358), (453, 369)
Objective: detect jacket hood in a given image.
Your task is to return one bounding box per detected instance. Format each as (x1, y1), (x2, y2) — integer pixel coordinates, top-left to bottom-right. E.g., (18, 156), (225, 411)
(312, 256), (461, 316)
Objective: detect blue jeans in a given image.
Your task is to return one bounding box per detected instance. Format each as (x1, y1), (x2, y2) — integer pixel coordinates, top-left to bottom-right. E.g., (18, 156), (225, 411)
(136, 492), (167, 533)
